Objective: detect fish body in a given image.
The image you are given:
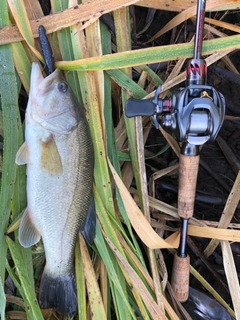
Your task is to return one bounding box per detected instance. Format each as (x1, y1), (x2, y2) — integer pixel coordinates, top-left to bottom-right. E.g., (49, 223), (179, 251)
(16, 62), (95, 317)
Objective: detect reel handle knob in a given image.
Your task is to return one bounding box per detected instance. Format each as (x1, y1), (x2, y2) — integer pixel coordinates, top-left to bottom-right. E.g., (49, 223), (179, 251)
(125, 98), (156, 117)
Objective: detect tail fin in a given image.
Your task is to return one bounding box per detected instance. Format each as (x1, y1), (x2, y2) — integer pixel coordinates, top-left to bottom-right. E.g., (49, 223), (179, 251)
(39, 271), (77, 318)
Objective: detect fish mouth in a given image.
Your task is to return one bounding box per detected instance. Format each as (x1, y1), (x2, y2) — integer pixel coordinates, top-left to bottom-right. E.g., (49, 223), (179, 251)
(27, 63), (77, 132)
(29, 63), (62, 96)
(28, 62), (65, 119)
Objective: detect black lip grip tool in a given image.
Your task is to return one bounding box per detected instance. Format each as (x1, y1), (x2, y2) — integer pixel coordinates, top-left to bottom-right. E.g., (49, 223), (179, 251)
(125, 0), (225, 302)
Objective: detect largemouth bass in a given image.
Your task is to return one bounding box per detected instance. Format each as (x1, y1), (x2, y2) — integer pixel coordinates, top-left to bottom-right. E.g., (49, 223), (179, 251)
(15, 62), (95, 317)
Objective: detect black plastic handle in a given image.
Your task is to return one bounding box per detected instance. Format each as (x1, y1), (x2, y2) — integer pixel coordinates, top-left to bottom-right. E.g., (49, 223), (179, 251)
(125, 98), (156, 118)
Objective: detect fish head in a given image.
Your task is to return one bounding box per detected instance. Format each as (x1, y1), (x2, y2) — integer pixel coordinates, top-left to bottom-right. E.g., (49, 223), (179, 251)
(27, 62), (80, 135)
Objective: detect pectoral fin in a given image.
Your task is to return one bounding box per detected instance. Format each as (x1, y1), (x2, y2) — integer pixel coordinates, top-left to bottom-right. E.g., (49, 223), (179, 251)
(19, 208), (41, 248)
(15, 142), (29, 165)
(40, 138), (62, 175)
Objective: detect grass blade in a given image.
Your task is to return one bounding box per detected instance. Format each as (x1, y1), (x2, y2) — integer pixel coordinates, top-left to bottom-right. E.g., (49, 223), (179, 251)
(6, 237), (44, 319)
(204, 171), (240, 257)
(107, 69), (147, 98)
(105, 234), (167, 320)
(0, 3), (22, 318)
(8, 0), (42, 60)
(8, 0), (35, 46)
(56, 34), (240, 71)
(5, 260), (34, 319)
(221, 241), (240, 319)
(0, 278), (6, 320)
(75, 238), (87, 320)
(79, 233), (107, 319)
(94, 223), (136, 319)
(108, 159), (178, 249)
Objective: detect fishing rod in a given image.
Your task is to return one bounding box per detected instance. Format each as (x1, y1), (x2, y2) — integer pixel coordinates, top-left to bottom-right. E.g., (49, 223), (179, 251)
(125, 0), (225, 302)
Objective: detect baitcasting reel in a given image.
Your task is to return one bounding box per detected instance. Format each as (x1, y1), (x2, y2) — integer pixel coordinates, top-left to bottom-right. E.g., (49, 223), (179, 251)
(125, 82), (225, 145)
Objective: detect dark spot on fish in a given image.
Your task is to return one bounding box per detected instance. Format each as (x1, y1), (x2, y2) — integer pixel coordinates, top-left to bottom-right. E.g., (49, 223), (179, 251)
(73, 5), (78, 9)
(100, 151), (102, 156)
(58, 82), (68, 93)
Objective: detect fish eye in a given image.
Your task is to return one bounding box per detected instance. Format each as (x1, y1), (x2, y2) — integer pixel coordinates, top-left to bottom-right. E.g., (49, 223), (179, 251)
(58, 82), (68, 92)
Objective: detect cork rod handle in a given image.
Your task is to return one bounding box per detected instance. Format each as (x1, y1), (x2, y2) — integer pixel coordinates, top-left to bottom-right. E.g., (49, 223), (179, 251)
(171, 152), (200, 302)
(178, 153), (200, 219)
(171, 254), (190, 302)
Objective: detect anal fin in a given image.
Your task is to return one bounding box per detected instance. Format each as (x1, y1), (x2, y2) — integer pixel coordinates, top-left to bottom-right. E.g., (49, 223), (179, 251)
(19, 208), (41, 248)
